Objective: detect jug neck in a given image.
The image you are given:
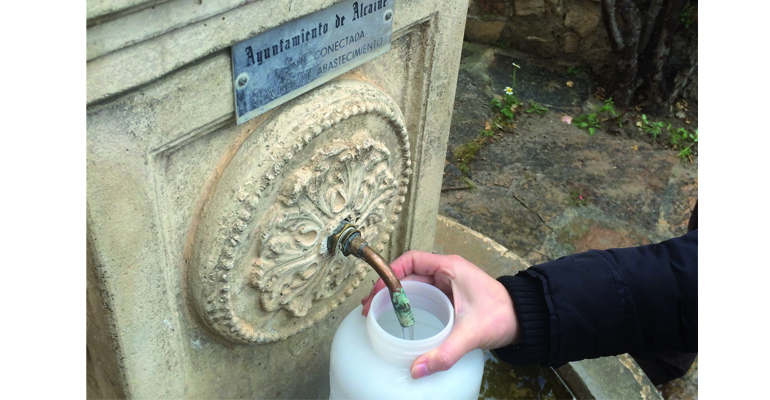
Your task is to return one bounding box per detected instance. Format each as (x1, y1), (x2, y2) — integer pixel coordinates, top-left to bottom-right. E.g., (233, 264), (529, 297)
(366, 281), (454, 368)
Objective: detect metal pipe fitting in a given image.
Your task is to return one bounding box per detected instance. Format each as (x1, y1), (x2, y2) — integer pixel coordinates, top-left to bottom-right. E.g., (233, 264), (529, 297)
(330, 220), (414, 328)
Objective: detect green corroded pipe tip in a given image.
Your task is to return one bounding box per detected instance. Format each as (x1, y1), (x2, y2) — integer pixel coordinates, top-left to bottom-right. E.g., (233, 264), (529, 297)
(390, 288), (415, 328)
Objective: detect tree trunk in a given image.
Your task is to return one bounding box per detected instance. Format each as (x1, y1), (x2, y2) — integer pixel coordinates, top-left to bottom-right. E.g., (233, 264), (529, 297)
(601, 0), (697, 113)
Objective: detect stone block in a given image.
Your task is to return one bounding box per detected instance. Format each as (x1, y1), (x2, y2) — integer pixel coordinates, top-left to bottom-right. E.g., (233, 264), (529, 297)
(86, 0), (470, 398)
(476, 0), (510, 15)
(515, 0), (545, 16)
(562, 31), (580, 53)
(499, 15), (560, 57)
(465, 17), (506, 43)
(564, 0), (602, 38)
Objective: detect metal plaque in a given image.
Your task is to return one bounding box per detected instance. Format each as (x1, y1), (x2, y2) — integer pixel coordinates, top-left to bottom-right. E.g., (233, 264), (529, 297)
(232, 0), (394, 125)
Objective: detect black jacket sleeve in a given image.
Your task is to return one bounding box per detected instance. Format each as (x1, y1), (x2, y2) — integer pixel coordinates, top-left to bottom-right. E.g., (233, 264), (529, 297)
(493, 229), (698, 367)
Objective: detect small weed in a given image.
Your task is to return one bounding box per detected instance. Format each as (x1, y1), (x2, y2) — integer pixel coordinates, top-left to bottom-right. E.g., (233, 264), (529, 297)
(670, 127), (698, 161)
(567, 65), (586, 76)
(492, 40), (511, 48)
(490, 63), (523, 126)
(462, 177), (477, 189)
(458, 162), (471, 176)
(599, 97), (617, 116)
(574, 113), (600, 135)
(453, 141), (481, 165)
(569, 189), (588, 207)
(526, 101), (548, 116)
(490, 96), (521, 124)
(574, 98), (617, 136)
(480, 128), (495, 137)
(680, 3), (695, 28)
(453, 131), (494, 176)
(640, 114), (669, 139)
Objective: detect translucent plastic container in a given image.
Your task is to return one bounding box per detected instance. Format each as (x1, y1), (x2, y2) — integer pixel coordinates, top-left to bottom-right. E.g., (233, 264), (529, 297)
(329, 281), (484, 399)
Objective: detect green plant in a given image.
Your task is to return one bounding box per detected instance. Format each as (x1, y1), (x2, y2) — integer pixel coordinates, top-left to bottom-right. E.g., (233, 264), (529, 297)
(574, 113), (600, 135)
(453, 136), (487, 176)
(462, 177), (477, 189)
(453, 141), (481, 164)
(599, 97), (617, 117)
(574, 98), (619, 135)
(491, 40), (511, 48)
(670, 128), (698, 161)
(490, 96), (520, 124)
(526, 101), (548, 116)
(567, 65), (586, 76)
(569, 189), (588, 207)
(680, 3), (695, 28)
(640, 114), (668, 139)
(480, 128), (495, 137)
(490, 63), (523, 125)
(458, 162), (471, 176)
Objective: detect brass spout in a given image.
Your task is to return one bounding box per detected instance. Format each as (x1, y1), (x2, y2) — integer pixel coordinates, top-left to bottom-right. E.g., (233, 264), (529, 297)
(330, 221), (415, 328)
(347, 235), (401, 295)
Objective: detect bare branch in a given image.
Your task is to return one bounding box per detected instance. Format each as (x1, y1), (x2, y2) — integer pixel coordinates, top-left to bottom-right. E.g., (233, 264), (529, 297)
(602, 0), (624, 50)
(639, 0), (664, 51)
(613, 0), (642, 107)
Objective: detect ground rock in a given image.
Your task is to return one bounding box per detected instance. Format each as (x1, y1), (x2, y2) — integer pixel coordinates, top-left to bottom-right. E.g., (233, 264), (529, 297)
(546, 0), (566, 17)
(564, 0), (602, 37)
(515, 0), (546, 16)
(465, 17), (507, 43)
(467, 0), (615, 76)
(501, 17), (560, 56)
(476, 0), (510, 15)
(561, 32), (580, 53)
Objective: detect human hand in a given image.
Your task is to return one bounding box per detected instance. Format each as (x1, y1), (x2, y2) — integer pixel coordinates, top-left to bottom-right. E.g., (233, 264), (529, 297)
(360, 250), (520, 379)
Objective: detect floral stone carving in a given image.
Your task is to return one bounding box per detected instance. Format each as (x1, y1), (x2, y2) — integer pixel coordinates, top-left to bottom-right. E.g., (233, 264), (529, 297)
(188, 80), (411, 344)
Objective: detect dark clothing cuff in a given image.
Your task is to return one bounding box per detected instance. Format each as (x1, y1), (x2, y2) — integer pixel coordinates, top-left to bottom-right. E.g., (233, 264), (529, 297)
(492, 272), (551, 366)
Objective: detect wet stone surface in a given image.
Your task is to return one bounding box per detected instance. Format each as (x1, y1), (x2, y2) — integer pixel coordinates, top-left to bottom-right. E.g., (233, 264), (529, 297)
(658, 357), (698, 400)
(479, 351), (573, 400)
(442, 42), (698, 265)
(487, 54), (592, 115)
(443, 42), (698, 399)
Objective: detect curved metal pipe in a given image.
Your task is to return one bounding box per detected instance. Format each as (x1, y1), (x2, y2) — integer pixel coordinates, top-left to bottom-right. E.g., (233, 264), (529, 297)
(347, 235), (401, 294)
(330, 221), (414, 328)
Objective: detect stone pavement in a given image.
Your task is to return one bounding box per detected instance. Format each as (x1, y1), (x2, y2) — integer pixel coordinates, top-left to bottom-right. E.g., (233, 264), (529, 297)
(438, 42), (698, 399)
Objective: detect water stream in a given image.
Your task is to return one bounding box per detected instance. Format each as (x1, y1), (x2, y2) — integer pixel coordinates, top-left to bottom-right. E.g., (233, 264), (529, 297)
(401, 325), (415, 340)
(377, 308), (441, 340)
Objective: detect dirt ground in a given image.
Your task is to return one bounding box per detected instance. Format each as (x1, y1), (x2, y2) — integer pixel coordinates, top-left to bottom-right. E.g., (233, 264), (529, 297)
(441, 42), (698, 399)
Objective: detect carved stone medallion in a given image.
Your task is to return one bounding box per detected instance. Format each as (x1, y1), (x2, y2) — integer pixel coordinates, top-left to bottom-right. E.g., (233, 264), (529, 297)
(188, 80), (411, 344)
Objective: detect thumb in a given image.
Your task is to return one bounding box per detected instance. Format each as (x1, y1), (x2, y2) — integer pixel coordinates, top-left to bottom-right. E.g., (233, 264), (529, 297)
(409, 331), (476, 379)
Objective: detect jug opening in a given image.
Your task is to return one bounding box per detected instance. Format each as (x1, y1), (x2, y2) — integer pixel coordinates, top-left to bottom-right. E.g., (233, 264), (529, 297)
(366, 281), (454, 367)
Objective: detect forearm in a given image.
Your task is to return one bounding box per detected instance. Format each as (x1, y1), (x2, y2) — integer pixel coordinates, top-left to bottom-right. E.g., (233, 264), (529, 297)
(494, 230), (698, 367)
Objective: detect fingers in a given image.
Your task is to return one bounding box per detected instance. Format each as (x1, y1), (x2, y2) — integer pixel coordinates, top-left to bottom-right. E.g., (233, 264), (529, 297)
(409, 325), (477, 379)
(390, 250), (453, 278)
(401, 274), (436, 284)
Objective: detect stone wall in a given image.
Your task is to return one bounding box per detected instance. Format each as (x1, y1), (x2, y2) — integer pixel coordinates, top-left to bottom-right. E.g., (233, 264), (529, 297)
(465, 0), (616, 77)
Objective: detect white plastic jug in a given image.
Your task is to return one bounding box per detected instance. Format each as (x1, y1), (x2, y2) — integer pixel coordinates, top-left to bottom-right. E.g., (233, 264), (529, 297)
(329, 281), (484, 399)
